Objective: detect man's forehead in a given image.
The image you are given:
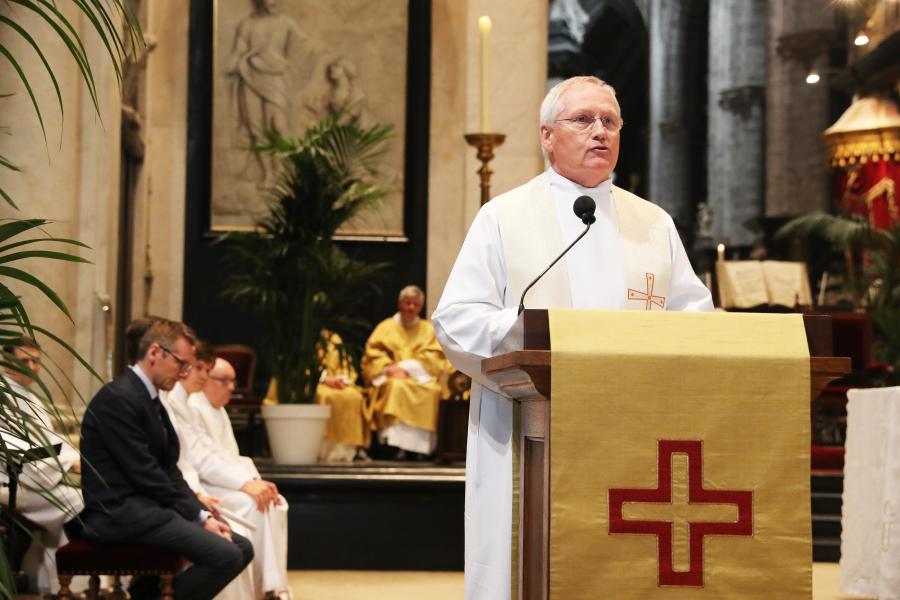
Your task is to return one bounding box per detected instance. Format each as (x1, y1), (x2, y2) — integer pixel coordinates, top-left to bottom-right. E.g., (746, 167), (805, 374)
(15, 347), (40, 359)
(559, 85), (618, 112)
(211, 359), (236, 377)
(173, 337), (196, 355)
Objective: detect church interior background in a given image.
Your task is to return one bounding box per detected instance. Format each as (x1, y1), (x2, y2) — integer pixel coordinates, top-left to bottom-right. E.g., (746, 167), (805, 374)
(1, 0), (899, 597)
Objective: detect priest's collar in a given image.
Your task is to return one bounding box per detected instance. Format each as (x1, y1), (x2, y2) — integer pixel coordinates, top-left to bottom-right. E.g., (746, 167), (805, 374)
(547, 167), (612, 207)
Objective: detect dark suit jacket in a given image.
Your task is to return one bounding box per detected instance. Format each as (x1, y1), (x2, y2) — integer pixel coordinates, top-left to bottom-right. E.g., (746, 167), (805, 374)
(80, 368), (204, 540)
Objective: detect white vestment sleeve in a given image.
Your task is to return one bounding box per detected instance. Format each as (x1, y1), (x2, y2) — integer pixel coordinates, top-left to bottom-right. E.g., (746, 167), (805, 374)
(163, 387), (256, 491)
(663, 214), (715, 312)
(432, 204), (519, 389)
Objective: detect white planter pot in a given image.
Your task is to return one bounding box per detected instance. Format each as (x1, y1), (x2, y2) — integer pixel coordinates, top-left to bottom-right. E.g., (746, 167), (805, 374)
(261, 403), (332, 464)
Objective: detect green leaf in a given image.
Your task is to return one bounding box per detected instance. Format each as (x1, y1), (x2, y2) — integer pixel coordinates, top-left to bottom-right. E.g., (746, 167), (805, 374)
(0, 15), (64, 122)
(23, 321), (104, 383)
(71, 0), (124, 85)
(0, 219), (48, 243)
(0, 43), (47, 142)
(0, 250), (90, 265)
(0, 236), (90, 254)
(0, 186), (19, 210)
(0, 265), (72, 320)
(0, 153), (21, 171)
(9, 0), (100, 115)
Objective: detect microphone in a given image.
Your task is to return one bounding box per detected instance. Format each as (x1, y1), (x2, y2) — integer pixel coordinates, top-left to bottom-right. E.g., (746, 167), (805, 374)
(518, 195), (597, 314)
(573, 195), (596, 225)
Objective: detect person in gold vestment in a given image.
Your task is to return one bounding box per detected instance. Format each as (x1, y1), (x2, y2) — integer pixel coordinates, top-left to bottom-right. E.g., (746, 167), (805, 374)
(314, 331), (369, 461)
(264, 331), (370, 462)
(362, 285), (449, 456)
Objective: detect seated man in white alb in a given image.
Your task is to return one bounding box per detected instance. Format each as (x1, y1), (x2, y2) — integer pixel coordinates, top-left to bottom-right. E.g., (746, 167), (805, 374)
(150, 334), (256, 600)
(186, 355), (290, 599)
(361, 285), (449, 457)
(0, 338), (83, 596)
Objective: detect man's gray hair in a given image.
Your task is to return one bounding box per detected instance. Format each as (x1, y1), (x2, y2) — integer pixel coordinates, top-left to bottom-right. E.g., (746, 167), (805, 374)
(398, 285), (425, 303)
(539, 76), (621, 128)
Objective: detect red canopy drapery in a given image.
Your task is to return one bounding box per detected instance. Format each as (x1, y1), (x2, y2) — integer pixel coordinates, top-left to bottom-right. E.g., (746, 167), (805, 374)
(825, 97), (900, 230)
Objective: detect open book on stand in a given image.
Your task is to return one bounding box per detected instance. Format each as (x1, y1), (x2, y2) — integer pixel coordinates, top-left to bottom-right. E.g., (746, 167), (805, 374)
(716, 260), (813, 310)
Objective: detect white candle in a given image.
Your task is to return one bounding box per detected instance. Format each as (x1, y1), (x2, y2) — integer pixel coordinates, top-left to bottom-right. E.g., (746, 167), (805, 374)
(717, 243), (725, 262)
(478, 16), (492, 132)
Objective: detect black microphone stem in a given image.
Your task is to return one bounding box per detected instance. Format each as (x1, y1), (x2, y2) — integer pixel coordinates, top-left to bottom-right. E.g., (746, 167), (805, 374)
(518, 221), (593, 315)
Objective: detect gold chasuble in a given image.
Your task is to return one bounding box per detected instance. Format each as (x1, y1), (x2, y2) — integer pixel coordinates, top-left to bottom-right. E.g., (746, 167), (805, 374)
(362, 316), (449, 432)
(547, 310), (810, 599)
(317, 333), (369, 448)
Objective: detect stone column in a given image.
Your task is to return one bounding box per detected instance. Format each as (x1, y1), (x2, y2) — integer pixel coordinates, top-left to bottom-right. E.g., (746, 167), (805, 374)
(648, 0), (690, 223)
(766, 1), (834, 216)
(707, 0), (766, 247)
(129, 0), (190, 321)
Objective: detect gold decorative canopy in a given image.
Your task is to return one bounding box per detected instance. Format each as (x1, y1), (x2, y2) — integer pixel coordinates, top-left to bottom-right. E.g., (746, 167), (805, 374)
(824, 97), (900, 167)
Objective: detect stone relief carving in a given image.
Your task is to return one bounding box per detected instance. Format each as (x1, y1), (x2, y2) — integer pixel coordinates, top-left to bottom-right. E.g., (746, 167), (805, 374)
(211, 0), (408, 236)
(226, 0), (313, 189)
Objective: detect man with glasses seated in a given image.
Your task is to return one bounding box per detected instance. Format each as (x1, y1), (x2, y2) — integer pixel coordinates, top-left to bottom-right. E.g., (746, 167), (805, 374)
(188, 356), (290, 599)
(432, 76), (713, 598)
(80, 320), (253, 600)
(1, 337), (83, 596)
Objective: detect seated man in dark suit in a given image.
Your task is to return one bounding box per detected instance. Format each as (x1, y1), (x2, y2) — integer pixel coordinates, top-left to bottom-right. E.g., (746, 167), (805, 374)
(80, 319), (253, 600)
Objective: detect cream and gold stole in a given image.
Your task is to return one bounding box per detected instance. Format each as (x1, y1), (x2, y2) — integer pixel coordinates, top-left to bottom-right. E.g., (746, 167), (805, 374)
(494, 172), (672, 310)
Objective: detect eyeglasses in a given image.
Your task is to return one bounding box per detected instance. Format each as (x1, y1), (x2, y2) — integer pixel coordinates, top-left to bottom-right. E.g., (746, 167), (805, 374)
(159, 345), (192, 374)
(555, 112), (624, 133)
(209, 375), (236, 386)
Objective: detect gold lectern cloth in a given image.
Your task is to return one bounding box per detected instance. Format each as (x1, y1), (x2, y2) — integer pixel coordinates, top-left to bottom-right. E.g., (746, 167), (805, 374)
(548, 310), (811, 599)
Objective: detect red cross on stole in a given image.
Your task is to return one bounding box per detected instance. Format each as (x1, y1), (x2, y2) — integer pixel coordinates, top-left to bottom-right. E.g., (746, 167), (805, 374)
(608, 440), (754, 587)
(627, 272), (666, 310)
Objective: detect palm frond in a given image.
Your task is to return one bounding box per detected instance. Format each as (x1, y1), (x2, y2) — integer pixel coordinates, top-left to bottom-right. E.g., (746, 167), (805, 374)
(222, 117), (393, 403)
(776, 213), (886, 250)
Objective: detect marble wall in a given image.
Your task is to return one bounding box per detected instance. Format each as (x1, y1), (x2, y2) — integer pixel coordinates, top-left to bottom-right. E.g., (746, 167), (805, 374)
(0, 3), (121, 403)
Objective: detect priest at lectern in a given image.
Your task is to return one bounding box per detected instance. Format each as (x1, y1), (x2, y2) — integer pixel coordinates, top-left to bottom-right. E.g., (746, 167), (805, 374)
(432, 76), (713, 600)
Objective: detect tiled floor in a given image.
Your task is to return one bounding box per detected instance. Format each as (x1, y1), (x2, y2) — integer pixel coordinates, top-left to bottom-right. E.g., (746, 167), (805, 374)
(286, 563), (871, 599)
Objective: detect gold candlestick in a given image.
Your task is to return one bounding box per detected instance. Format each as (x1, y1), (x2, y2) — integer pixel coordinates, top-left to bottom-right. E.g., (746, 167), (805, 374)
(464, 132), (505, 205)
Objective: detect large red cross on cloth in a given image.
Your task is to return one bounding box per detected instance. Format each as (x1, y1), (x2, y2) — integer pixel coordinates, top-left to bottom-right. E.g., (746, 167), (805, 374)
(608, 440), (754, 587)
(547, 311), (811, 598)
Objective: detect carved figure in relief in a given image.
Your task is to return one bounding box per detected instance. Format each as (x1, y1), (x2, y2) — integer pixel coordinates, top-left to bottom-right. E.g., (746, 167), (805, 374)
(226, 0), (313, 188)
(325, 58), (368, 125)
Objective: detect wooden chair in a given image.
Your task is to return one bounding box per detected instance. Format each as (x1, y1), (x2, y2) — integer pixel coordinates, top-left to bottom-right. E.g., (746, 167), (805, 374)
(56, 538), (185, 600)
(213, 344), (257, 397)
(214, 344), (268, 456)
(435, 370), (471, 463)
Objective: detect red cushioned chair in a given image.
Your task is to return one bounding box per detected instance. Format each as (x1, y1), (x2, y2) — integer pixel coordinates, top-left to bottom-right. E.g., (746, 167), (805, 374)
(56, 538), (185, 600)
(213, 344), (257, 397)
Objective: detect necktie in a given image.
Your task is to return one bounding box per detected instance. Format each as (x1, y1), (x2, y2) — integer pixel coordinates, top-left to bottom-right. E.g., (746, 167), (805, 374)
(154, 398), (169, 448)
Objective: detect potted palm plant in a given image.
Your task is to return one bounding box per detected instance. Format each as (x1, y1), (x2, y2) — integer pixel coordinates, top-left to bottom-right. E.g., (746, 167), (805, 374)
(221, 114), (391, 463)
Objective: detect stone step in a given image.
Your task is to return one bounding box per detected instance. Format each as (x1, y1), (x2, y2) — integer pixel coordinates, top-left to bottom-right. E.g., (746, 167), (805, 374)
(812, 514), (842, 538)
(811, 471), (843, 494)
(812, 491), (843, 516)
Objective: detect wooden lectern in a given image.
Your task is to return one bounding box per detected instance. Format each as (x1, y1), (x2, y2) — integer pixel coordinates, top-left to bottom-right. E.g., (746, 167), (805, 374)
(481, 310), (851, 600)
